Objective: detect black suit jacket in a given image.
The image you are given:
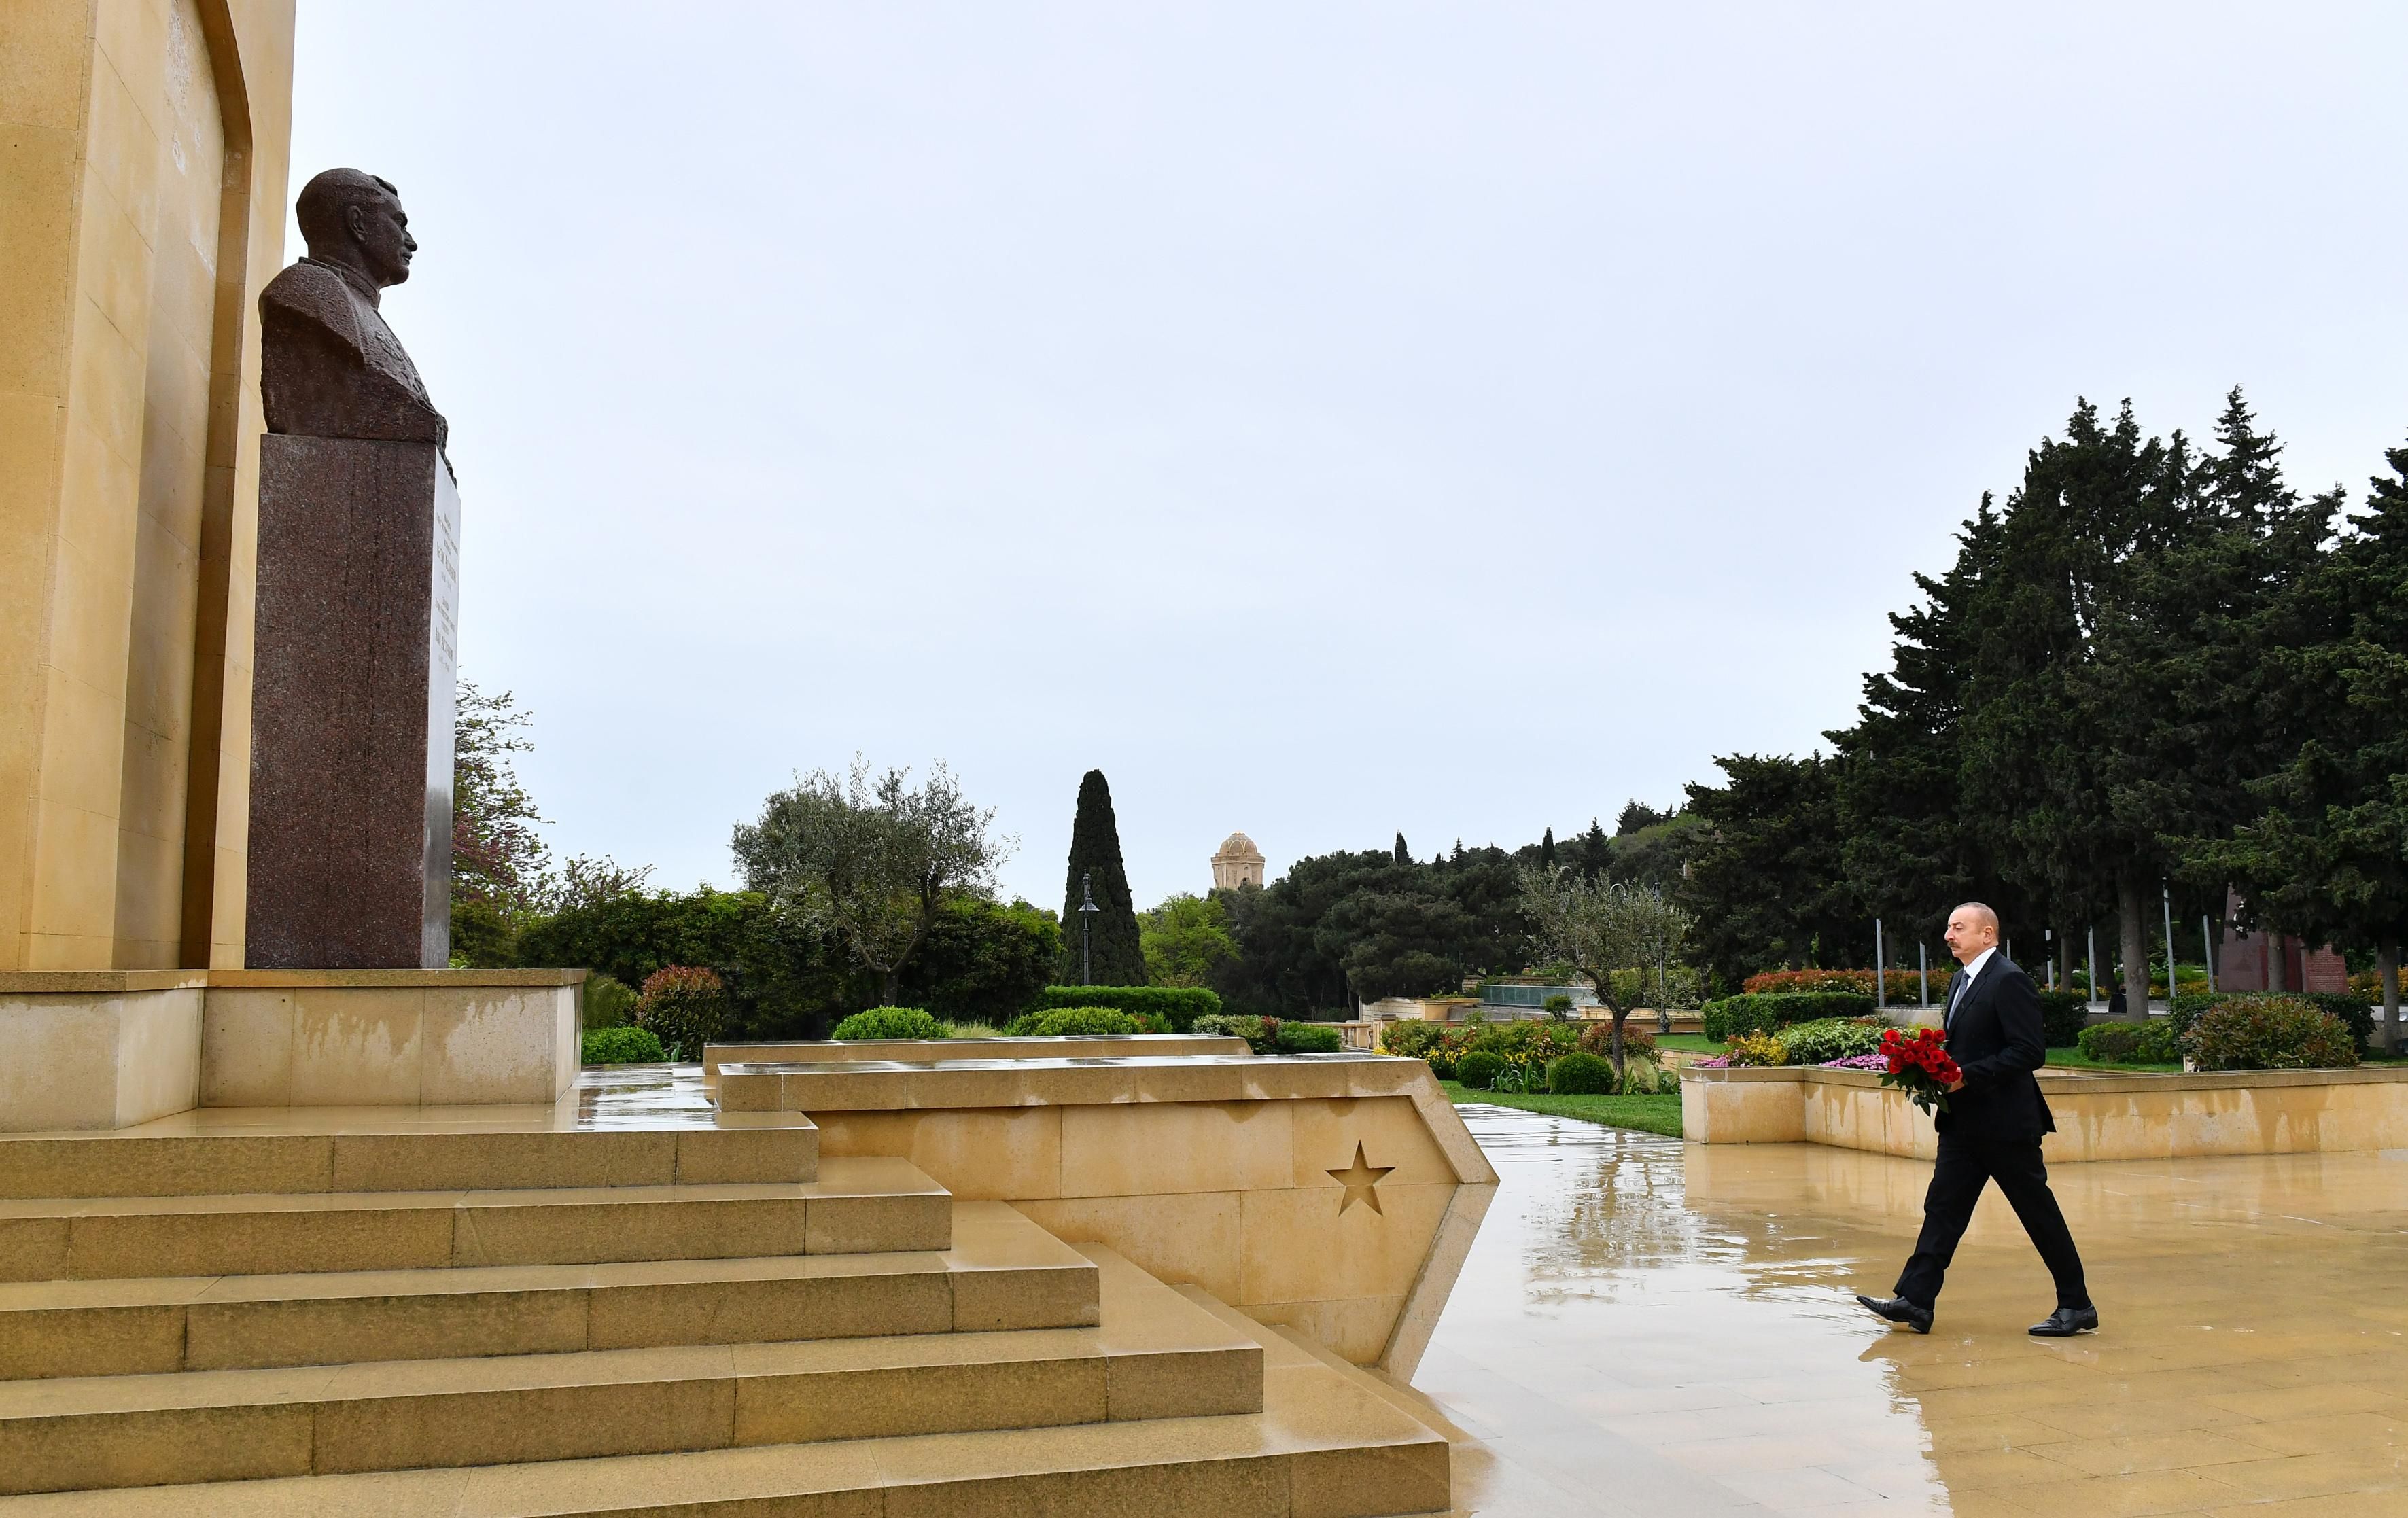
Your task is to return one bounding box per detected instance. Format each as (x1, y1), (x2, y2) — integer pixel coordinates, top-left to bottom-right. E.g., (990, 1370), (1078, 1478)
(1934, 955), (2055, 1142)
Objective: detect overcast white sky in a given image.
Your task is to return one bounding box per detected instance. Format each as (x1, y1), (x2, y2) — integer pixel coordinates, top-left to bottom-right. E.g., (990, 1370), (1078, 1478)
(290, 3), (2408, 913)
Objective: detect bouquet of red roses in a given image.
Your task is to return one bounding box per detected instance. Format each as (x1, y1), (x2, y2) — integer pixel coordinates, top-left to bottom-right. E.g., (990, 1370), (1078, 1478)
(1878, 1027), (1961, 1115)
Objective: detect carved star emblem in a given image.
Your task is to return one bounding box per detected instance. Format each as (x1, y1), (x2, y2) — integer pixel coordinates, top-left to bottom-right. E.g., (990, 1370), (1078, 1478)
(1327, 1142), (1395, 1216)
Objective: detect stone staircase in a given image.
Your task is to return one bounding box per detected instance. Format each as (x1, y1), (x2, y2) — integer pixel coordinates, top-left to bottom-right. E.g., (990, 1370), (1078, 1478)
(0, 1113), (1451, 1514)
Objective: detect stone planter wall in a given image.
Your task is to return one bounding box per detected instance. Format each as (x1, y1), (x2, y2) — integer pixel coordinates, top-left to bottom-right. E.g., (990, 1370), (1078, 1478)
(1683, 1063), (2408, 1161)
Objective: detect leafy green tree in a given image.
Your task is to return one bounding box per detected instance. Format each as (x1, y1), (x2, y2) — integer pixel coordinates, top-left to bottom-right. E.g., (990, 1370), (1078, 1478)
(1679, 753), (1860, 985)
(1603, 810), (1699, 892)
(1616, 801), (1671, 835)
(1059, 770), (1145, 985)
(449, 682), (551, 966)
(1317, 889), (1470, 1002)
(1520, 866), (1693, 1076)
(895, 897), (1062, 1025)
(517, 887), (841, 1039)
(1139, 893), (1237, 987)
(733, 758), (1009, 1005)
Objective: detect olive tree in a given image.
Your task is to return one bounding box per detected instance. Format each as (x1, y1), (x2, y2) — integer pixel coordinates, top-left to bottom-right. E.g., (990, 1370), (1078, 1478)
(1518, 865), (1694, 1078)
(732, 757), (1011, 1006)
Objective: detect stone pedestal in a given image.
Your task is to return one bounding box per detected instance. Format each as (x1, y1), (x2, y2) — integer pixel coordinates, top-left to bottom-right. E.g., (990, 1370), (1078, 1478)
(247, 437), (459, 968)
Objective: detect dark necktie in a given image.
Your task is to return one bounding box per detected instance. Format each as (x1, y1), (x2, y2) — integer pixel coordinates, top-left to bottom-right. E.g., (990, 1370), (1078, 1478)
(1946, 969), (1971, 1029)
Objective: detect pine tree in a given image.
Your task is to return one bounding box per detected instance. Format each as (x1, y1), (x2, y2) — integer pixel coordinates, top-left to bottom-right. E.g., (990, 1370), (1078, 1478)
(1959, 393), (2324, 1013)
(1577, 819), (1609, 883)
(1830, 495), (2036, 950)
(1059, 770), (1146, 985)
(2191, 438), (2408, 1046)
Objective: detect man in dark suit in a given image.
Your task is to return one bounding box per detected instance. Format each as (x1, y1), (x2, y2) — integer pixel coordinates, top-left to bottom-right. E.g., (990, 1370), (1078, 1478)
(1857, 902), (2098, 1337)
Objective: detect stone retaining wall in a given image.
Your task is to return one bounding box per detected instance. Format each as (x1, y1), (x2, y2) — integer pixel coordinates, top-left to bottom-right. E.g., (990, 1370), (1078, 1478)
(1683, 1063), (2408, 1161)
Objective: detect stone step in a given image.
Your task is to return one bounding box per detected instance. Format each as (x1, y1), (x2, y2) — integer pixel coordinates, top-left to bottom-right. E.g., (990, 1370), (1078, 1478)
(0, 1244), (1263, 1495)
(0, 1156), (945, 1283)
(0, 1201), (1092, 1378)
(0, 1113), (820, 1199)
(0, 1251), (1446, 1516)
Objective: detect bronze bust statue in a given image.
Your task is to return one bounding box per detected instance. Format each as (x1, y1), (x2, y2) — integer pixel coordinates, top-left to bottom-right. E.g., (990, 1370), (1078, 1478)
(259, 169), (447, 446)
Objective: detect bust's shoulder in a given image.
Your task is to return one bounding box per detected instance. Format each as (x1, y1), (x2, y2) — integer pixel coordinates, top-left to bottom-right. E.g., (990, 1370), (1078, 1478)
(260, 260), (363, 345)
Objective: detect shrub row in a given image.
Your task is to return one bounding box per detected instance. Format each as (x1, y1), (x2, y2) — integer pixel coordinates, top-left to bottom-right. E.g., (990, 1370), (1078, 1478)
(580, 1025), (665, 1065)
(2036, 991), (2087, 1048)
(1741, 968), (1925, 1000)
(2077, 996), (2360, 1069)
(1022, 985), (1220, 1032)
(2171, 991), (2373, 1052)
(1194, 1013), (1342, 1055)
(1002, 1006), (1170, 1036)
(2077, 1021), (2180, 1065)
(831, 1006), (948, 1041)
(1397, 1019), (1669, 1093)
(1703, 992), (1875, 1042)
(1775, 1017), (1885, 1065)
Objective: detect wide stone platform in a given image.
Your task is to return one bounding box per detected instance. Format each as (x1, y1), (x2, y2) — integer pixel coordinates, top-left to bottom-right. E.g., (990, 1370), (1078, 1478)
(701, 1031), (1249, 1096)
(0, 1063), (1463, 1513)
(1416, 1103), (2408, 1516)
(718, 1051), (1498, 1373)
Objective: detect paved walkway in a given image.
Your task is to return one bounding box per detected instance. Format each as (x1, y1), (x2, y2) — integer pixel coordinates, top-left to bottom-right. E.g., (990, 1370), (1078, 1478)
(1414, 1105), (2408, 1517)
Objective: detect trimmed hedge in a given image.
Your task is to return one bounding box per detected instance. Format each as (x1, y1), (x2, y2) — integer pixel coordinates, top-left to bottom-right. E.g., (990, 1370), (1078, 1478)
(1003, 1006), (1163, 1036)
(1546, 1051), (1616, 1095)
(831, 1006), (947, 1041)
(1195, 1013), (1343, 1055)
(1456, 1051), (1503, 1090)
(2173, 991), (2373, 1053)
(2077, 1021), (2179, 1064)
(2184, 997), (2357, 1070)
(2036, 991), (2087, 1048)
(1703, 992), (1875, 1042)
(1777, 1017), (1883, 1065)
(581, 1025), (665, 1065)
(1022, 985), (1220, 1033)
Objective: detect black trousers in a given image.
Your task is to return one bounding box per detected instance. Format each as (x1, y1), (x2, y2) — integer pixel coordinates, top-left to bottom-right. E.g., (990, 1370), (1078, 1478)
(1895, 1135), (2089, 1310)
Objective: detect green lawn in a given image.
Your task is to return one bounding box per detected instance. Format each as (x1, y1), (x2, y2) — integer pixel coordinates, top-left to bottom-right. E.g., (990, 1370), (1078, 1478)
(1439, 1080), (1683, 1138)
(2044, 1048), (2182, 1073)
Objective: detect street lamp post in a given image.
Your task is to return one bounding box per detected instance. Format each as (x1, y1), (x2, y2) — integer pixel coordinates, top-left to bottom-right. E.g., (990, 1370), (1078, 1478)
(1078, 871), (1100, 987)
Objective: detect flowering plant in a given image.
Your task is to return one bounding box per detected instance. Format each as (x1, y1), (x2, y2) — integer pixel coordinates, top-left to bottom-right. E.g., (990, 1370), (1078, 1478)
(1821, 1053), (1890, 1070)
(1878, 1027), (1961, 1114)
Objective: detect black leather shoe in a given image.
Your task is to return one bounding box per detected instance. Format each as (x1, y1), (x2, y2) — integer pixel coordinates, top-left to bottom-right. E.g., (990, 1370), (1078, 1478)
(2029, 1305), (2099, 1337)
(1856, 1294), (1933, 1333)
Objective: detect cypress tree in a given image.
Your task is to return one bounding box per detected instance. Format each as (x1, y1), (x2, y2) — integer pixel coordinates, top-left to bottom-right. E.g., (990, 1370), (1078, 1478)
(1059, 770), (1146, 985)
(1540, 828), (1556, 868)
(1393, 832), (1410, 864)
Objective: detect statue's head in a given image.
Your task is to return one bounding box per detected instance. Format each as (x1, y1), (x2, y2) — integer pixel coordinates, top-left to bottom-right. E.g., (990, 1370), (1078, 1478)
(296, 169), (416, 287)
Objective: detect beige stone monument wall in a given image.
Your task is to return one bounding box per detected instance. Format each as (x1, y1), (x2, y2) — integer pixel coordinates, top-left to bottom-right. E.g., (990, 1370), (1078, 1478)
(1, 0), (296, 973)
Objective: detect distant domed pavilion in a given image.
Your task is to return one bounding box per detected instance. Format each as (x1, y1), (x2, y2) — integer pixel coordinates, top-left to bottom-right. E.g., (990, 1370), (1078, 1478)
(1211, 832), (1266, 890)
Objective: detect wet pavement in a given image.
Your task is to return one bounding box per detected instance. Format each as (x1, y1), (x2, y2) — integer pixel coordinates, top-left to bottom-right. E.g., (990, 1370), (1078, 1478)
(1414, 1104), (2408, 1517)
